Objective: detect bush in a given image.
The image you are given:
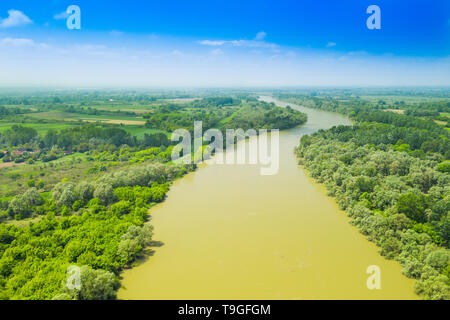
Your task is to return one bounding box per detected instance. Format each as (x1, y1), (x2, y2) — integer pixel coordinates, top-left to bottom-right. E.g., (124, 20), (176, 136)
(111, 201), (132, 216)
(61, 266), (119, 300)
(437, 161), (450, 173)
(397, 193), (428, 223)
(425, 250), (449, 271)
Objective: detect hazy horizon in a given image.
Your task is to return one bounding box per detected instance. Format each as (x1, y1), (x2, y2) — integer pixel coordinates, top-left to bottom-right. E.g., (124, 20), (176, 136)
(0, 0), (449, 86)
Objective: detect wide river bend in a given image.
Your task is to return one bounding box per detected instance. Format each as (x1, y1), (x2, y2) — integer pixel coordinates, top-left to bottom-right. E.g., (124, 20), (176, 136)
(118, 96), (417, 300)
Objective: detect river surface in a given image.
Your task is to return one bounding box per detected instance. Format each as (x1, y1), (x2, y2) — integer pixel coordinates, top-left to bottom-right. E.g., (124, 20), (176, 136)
(118, 96), (418, 300)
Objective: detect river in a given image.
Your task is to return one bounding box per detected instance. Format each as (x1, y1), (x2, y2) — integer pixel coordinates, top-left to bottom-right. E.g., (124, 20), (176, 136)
(118, 96), (418, 300)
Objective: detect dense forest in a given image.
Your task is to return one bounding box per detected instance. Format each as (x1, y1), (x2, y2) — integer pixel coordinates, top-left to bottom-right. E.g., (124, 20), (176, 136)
(143, 98), (307, 133)
(0, 162), (194, 300)
(287, 92), (450, 300)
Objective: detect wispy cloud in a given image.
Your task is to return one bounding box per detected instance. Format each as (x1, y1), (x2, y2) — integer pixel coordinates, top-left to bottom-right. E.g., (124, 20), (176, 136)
(229, 39), (277, 50)
(199, 40), (226, 46)
(286, 50), (296, 58)
(210, 48), (224, 56)
(338, 50), (369, 61)
(326, 42), (336, 48)
(0, 37), (35, 47)
(53, 11), (69, 20)
(255, 31), (266, 41)
(170, 50), (183, 56)
(110, 30), (124, 36)
(198, 32), (278, 51)
(198, 40), (278, 50)
(0, 10), (32, 28)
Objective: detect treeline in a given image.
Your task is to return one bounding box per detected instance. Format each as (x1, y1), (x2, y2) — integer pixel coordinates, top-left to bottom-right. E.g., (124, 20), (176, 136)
(403, 101), (450, 114)
(0, 124), (169, 163)
(0, 91), (191, 106)
(320, 123), (450, 159)
(144, 98), (307, 133)
(45, 105), (137, 117)
(0, 161), (195, 300)
(277, 93), (450, 118)
(0, 125), (38, 147)
(144, 107), (228, 132)
(354, 111), (448, 136)
(278, 94), (449, 158)
(0, 106), (33, 116)
(190, 97), (236, 108)
(222, 102), (307, 131)
(43, 126), (137, 150)
(143, 97), (238, 132)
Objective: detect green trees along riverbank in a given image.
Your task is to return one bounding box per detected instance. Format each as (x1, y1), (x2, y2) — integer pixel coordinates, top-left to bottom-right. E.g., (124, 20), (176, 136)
(292, 92), (449, 300)
(0, 162), (195, 300)
(0, 93), (308, 300)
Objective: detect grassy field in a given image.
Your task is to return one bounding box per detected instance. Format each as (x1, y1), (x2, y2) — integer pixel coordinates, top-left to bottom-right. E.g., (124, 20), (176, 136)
(27, 111), (145, 122)
(0, 96), (196, 197)
(217, 105), (244, 127)
(122, 125), (168, 138)
(0, 122), (74, 134)
(0, 152), (90, 197)
(0, 119), (168, 137)
(359, 94), (450, 104)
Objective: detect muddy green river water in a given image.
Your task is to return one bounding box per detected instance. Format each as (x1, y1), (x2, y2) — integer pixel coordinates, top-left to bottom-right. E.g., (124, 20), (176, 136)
(118, 96), (418, 300)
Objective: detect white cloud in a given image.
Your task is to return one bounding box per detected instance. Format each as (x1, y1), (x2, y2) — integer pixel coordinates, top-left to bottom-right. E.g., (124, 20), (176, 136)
(0, 37), (50, 51)
(199, 40), (226, 46)
(198, 38), (278, 51)
(0, 37), (35, 47)
(347, 50), (368, 56)
(286, 51), (296, 58)
(210, 48), (224, 56)
(68, 44), (120, 57)
(326, 42), (336, 48)
(231, 39), (277, 49)
(110, 30), (124, 36)
(255, 31), (266, 41)
(170, 50), (183, 56)
(0, 10), (32, 28)
(338, 50), (370, 61)
(53, 11), (69, 20)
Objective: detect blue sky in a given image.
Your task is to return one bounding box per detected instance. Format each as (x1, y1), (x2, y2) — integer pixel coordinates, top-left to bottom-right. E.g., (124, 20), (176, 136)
(0, 0), (449, 86)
